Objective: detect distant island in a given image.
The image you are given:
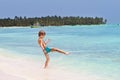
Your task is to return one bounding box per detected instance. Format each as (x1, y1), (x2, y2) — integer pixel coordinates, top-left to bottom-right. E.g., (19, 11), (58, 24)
(0, 16), (107, 27)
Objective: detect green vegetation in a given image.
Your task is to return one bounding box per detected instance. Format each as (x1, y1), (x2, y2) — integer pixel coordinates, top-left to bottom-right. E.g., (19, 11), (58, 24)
(0, 16), (107, 27)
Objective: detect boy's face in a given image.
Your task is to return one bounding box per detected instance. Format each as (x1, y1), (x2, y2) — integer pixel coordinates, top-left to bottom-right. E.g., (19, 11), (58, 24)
(40, 34), (45, 38)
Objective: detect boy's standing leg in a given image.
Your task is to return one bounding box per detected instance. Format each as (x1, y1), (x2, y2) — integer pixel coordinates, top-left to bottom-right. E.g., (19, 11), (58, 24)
(44, 53), (50, 68)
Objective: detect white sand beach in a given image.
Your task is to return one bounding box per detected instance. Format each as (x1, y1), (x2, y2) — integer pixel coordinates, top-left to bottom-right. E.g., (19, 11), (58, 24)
(0, 48), (102, 80)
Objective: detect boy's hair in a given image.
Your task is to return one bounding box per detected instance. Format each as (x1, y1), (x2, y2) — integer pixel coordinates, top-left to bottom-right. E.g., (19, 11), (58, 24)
(38, 30), (46, 36)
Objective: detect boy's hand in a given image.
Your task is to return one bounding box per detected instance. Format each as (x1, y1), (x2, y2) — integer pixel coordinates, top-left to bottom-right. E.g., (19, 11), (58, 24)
(43, 49), (47, 54)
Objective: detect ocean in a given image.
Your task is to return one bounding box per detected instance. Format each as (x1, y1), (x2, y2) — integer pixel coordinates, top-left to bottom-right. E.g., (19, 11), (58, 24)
(0, 25), (120, 80)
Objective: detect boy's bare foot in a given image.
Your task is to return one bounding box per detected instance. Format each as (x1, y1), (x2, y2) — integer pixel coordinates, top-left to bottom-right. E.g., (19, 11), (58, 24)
(65, 52), (70, 55)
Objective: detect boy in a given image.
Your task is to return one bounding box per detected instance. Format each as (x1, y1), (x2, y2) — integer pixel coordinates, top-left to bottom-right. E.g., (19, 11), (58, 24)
(38, 30), (69, 68)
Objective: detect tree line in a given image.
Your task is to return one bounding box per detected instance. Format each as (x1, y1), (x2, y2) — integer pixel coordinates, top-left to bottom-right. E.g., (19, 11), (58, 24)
(0, 16), (107, 27)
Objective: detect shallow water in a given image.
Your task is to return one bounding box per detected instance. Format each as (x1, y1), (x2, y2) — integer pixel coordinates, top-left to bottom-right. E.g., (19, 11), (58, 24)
(0, 25), (120, 80)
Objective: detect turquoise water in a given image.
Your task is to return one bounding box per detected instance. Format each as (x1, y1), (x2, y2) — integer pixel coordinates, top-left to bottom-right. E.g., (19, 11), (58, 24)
(0, 25), (120, 80)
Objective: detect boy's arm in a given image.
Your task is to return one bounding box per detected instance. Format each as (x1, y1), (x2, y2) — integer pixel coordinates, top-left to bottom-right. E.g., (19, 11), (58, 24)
(45, 39), (50, 44)
(38, 39), (45, 50)
(38, 39), (47, 54)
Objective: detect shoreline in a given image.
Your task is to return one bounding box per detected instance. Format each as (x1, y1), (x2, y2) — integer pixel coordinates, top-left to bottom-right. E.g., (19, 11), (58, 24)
(0, 48), (103, 80)
(0, 24), (119, 28)
(0, 24), (115, 28)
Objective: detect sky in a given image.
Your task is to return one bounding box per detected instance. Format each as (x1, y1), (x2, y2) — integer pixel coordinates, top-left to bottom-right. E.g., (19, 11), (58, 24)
(0, 0), (120, 24)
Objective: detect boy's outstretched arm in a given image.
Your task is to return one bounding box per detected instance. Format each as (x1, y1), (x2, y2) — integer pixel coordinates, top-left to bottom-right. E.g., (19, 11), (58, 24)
(45, 39), (50, 44)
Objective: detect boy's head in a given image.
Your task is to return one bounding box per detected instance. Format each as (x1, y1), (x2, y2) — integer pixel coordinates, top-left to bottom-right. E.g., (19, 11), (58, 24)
(38, 30), (46, 37)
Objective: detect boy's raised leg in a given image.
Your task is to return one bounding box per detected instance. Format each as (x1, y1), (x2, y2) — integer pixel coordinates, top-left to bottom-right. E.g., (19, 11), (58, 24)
(51, 48), (69, 55)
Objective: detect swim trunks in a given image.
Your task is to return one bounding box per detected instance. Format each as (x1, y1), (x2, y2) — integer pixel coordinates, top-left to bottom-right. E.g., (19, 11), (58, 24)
(45, 46), (51, 53)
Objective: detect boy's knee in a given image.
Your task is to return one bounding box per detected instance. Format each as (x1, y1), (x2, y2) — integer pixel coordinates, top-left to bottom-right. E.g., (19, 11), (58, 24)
(46, 58), (50, 62)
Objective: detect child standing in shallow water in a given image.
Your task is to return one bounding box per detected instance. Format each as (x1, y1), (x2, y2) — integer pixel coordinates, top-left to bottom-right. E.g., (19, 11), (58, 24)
(38, 30), (69, 68)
